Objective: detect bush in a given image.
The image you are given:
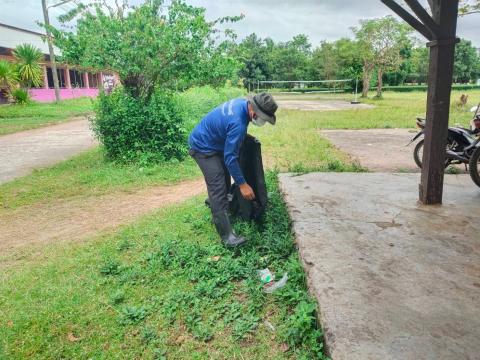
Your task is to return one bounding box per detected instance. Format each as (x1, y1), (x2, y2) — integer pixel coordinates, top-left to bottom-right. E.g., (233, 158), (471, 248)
(92, 85), (246, 163)
(93, 87), (188, 163)
(11, 88), (30, 104)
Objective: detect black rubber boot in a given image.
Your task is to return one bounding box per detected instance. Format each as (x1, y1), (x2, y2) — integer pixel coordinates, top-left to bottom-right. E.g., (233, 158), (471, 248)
(213, 210), (247, 247)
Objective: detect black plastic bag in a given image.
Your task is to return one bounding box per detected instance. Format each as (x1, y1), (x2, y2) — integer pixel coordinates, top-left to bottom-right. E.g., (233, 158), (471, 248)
(229, 134), (268, 221)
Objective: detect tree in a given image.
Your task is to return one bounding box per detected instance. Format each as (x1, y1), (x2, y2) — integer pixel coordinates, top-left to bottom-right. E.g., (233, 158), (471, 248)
(460, 0), (480, 15)
(310, 41), (339, 80)
(353, 16), (411, 98)
(12, 44), (44, 89)
(409, 46), (429, 84)
(454, 39), (480, 83)
(235, 33), (272, 88)
(269, 35), (312, 82)
(52, 0), (242, 99)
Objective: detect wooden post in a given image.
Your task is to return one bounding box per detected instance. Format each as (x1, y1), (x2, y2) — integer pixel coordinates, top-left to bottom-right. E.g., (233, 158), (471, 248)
(419, 0), (458, 204)
(381, 0), (459, 205)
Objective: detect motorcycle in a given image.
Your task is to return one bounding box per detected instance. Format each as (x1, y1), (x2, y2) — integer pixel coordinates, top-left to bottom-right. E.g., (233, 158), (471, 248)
(408, 103), (480, 188)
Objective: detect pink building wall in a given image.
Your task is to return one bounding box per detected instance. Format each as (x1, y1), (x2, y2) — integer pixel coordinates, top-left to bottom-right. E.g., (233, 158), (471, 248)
(29, 88), (99, 102)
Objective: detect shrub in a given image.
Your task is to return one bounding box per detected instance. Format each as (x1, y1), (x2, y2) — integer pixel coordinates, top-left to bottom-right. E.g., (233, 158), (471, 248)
(11, 88), (30, 104)
(92, 85), (246, 164)
(92, 87), (188, 163)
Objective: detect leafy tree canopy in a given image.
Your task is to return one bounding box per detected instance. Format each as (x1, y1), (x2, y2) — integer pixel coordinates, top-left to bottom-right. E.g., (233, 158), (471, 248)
(51, 0), (243, 98)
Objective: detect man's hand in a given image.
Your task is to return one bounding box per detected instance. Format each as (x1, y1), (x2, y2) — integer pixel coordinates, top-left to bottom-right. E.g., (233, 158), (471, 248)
(239, 183), (256, 201)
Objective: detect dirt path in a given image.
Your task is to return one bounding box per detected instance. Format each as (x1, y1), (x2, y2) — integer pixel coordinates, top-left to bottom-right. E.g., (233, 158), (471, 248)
(0, 178), (206, 258)
(0, 118), (96, 184)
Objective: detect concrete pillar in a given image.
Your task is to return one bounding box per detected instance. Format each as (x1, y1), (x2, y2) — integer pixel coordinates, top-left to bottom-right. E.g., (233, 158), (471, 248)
(84, 72), (89, 89)
(42, 65), (48, 89)
(65, 67), (71, 89)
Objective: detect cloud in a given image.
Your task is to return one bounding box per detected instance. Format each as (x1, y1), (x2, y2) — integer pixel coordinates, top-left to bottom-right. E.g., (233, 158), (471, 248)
(0, 0), (478, 46)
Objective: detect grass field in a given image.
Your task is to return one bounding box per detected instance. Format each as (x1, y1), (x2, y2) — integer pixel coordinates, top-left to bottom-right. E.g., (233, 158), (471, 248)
(2, 90), (479, 359)
(0, 98), (360, 211)
(272, 90), (480, 129)
(0, 173), (327, 359)
(0, 97), (94, 135)
(0, 148), (200, 211)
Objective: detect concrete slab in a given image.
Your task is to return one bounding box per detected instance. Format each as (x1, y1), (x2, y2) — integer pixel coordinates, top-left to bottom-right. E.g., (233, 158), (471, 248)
(320, 129), (467, 174)
(279, 173), (480, 360)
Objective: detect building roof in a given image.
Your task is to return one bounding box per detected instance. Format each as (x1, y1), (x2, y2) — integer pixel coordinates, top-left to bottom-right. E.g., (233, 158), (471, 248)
(0, 22), (60, 55)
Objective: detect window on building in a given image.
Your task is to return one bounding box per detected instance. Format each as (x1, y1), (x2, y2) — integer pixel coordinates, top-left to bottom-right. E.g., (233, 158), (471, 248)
(88, 73), (99, 88)
(46, 67), (66, 88)
(69, 69), (85, 88)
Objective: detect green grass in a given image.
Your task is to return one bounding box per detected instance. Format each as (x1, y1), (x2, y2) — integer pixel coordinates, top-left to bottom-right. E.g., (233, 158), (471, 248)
(0, 147), (200, 211)
(0, 103), (360, 210)
(0, 97), (94, 135)
(249, 108), (363, 173)
(0, 173), (328, 360)
(5, 89), (475, 358)
(271, 90), (480, 130)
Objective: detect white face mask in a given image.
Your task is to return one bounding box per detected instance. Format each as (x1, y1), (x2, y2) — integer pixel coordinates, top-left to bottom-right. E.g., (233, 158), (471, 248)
(252, 117), (267, 127)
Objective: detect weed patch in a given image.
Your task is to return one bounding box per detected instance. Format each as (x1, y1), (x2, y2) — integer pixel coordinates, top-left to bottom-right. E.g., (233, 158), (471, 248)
(0, 172), (328, 359)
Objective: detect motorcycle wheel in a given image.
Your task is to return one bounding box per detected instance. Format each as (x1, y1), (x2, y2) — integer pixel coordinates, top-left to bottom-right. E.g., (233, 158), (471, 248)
(468, 147), (480, 188)
(413, 139), (424, 169)
(413, 138), (454, 169)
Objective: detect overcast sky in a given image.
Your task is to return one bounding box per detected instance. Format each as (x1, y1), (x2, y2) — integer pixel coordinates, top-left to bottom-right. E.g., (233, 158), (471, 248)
(0, 0), (479, 47)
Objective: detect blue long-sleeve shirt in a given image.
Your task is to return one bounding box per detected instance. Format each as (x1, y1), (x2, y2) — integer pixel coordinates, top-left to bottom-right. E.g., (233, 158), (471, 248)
(188, 98), (249, 185)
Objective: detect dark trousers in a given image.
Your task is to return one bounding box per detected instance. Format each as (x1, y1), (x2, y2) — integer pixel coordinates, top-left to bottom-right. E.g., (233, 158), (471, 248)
(189, 149), (231, 214)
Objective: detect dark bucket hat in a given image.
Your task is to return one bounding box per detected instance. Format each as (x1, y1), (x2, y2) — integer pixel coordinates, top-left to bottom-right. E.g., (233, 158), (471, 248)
(247, 92), (278, 125)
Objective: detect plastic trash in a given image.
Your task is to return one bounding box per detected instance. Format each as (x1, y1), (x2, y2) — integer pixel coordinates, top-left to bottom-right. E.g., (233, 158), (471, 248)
(258, 268), (274, 284)
(264, 273), (288, 293)
(264, 320), (275, 332)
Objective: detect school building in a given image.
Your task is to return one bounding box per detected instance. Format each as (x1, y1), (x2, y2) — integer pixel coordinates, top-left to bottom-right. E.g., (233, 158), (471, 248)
(0, 22), (117, 103)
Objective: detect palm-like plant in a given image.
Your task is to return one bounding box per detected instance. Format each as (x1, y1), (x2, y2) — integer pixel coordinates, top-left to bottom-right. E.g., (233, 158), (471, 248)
(0, 59), (17, 91)
(12, 44), (44, 88)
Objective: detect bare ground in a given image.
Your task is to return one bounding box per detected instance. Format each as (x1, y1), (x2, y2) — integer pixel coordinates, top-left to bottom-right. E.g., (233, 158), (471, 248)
(0, 178), (206, 260)
(0, 118), (96, 184)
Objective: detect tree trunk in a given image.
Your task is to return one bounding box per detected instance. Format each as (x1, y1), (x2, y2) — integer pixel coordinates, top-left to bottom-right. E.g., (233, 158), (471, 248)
(41, 0), (61, 103)
(376, 67), (384, 98)
(361, 65), (372, 98)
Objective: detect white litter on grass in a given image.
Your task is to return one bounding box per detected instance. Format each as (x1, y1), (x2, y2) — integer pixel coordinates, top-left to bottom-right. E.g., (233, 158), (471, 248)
(264, 320), (275, 332)
(258, 268), (274, 283)
(264, 273), (289, 293)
